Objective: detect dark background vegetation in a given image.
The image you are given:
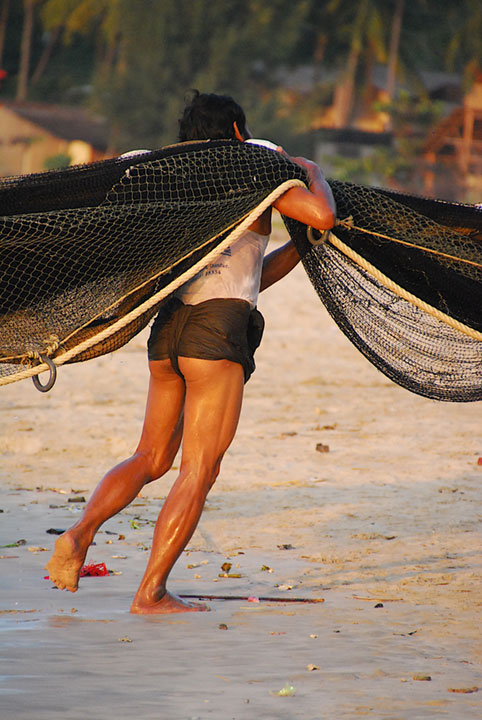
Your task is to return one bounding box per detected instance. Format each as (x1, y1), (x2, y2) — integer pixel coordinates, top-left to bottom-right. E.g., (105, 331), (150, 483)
(1, 0), (481, 192)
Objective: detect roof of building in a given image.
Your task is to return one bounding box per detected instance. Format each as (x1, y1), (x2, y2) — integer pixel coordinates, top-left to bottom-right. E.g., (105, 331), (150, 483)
(277, 64), (463, 103)
(0, 100), (109, 151)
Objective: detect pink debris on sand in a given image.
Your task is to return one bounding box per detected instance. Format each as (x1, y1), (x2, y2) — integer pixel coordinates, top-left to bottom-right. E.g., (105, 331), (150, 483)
(79, 562), (109, 577)
(44, 561), (109, 581)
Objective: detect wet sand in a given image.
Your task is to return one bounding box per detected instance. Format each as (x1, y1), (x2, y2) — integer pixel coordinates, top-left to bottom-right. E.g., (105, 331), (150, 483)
(1, 237), (481, 719)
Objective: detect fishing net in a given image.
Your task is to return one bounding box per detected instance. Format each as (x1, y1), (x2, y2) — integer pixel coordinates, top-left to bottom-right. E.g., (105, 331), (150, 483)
(285, 182), (482, 402)
(0, 140), (306, 388)
(0, 140), (481, 400)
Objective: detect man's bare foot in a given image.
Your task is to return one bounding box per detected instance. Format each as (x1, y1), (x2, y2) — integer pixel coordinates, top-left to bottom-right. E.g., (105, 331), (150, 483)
(130, 590), (209, 615)
(44, 530), (88, 592)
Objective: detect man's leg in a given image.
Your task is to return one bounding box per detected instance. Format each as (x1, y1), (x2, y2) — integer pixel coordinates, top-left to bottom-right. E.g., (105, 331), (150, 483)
(130, 356), (245, 614)
(45, 359), (185, 592)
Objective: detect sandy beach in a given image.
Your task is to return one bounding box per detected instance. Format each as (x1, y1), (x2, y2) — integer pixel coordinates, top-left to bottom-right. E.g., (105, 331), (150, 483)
(1, 233), (481, 719)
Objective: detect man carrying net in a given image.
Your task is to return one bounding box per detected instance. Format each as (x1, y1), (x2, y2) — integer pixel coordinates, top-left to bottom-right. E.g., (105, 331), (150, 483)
(45, 91), (336, 613)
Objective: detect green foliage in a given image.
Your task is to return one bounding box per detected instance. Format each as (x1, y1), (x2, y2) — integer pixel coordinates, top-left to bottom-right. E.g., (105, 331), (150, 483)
(2, 0), (480, 163)
(87, 0), (312, 149)
(444, 0), (482, 84)
(43, 153), (72, 170)
(374, 90), (444, 133)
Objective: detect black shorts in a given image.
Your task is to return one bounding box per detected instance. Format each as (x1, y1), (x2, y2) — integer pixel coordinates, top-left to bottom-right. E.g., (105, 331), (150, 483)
(147, 297), (265, 382)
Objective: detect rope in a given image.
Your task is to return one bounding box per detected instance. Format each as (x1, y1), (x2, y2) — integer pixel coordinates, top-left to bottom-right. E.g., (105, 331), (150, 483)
(336, 219), (482, 270)
(326, 232), (482, 342)
(25, 335), (60, 361)
(0, 179), (305, 387)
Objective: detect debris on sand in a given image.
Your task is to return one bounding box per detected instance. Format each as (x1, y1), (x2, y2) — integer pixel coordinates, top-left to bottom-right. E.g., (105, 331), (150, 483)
(271, 682), (295, 697)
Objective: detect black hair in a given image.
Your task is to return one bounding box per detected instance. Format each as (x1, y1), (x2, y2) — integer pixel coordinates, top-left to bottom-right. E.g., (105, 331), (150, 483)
(178, 90), (248, 142)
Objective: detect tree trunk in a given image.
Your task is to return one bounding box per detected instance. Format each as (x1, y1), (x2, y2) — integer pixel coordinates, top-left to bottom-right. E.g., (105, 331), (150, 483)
(31, 24), (61, 86)
(0, 0), (10, 68)
(312, 32), (326, 86)
(386, 0), (404, 102)
(332, 39), (361, 128)
(16, 0), (35, 101)
(332, 0), (368, 128)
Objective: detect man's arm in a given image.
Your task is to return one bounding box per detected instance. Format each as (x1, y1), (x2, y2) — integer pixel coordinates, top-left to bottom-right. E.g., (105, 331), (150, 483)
(260, 240), (300, 292)
(260, 156), (336, 292)
(273, 156), (336, 231)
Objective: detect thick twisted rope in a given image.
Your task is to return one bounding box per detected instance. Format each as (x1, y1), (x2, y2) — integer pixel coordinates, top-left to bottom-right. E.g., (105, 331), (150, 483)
(0, 179), (305, 387)
(326, 231), (482, 342)
(335, 217), (482, 270)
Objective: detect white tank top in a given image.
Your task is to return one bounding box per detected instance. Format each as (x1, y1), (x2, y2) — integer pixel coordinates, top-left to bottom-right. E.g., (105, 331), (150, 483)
(176, 230), (270, 308)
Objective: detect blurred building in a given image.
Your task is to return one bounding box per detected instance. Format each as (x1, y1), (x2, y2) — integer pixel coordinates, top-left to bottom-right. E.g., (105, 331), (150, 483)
(0, 101), (109, 177)
(423, 75), (482, 202)
(279, 64), (482, 200)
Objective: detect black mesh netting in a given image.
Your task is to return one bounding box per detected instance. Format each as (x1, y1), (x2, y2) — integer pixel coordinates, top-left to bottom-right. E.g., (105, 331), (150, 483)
(285, 181), (482, 402)
(0, 140), (306, 382)
(0, 141), (481, 400)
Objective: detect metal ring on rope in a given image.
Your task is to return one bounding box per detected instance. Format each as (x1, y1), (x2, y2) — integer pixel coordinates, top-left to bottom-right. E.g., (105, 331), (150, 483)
(307, 217), (353, 247)
(32, 355), (57, 392)
(307, 226), (330, 246)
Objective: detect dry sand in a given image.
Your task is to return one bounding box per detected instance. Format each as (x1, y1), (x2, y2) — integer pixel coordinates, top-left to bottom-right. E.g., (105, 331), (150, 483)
(1, 237), (481, 719)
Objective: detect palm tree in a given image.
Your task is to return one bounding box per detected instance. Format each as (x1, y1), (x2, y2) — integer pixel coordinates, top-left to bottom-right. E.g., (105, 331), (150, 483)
(329, 0), (388, 127)
(445, 0), (482, 83)
(386, 0), (404, 102)
(0, 0), (10, 69)
(16, 0), (36, 100)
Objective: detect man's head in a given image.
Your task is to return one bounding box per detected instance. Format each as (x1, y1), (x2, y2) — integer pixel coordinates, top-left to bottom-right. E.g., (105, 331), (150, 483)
(178, 91), (249, 142)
